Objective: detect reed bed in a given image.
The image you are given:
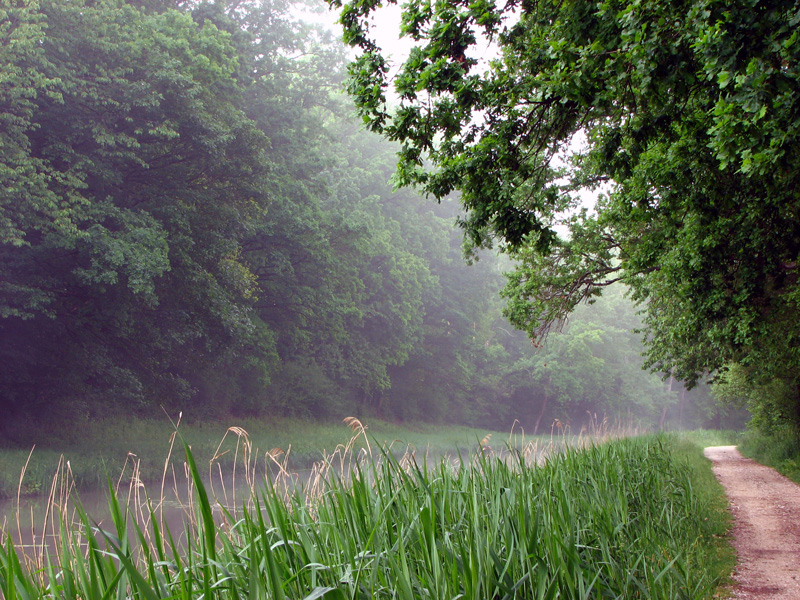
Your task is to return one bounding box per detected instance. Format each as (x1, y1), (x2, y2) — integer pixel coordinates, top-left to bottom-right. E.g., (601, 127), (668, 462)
(0, 422), (726, 599)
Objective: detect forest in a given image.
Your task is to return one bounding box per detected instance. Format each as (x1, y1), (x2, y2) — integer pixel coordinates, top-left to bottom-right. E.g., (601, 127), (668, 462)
(4, 0), (796, 440)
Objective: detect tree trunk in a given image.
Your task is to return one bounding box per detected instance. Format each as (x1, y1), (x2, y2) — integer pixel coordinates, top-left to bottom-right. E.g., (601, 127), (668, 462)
(659, 375), (675, 430)
(533, 393), (549, 436)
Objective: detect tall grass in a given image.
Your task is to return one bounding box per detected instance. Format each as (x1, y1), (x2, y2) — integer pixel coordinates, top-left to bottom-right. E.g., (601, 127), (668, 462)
(1, 425), (730, 599)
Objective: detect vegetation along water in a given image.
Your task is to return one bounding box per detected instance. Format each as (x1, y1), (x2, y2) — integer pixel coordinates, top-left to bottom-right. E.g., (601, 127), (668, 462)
(0, 431), (734, 599)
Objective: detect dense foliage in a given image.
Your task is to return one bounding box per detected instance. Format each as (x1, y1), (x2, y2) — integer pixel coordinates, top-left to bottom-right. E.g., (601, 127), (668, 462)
(2, 0), (276, 418)
(1, 0), (738, 436)
(330, 0), (800, 431)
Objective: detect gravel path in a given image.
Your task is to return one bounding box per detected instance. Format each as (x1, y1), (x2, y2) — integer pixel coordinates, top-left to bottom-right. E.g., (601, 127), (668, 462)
(704, 446), (800, 599)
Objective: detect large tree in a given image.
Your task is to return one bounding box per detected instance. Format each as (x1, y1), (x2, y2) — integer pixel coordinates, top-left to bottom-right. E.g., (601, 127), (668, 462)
(329, 0), (800, 425)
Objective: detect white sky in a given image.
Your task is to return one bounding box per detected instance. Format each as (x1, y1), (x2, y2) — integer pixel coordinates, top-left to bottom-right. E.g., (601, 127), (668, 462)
(298, 2), (503, 79)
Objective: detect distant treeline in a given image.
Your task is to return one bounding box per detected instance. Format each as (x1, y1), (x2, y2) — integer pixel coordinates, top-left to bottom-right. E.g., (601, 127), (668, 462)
(0, 0), (742, 438)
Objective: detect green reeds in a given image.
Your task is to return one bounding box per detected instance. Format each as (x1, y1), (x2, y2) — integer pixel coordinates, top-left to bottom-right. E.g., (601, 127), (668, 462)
(1, 428), (728, 599)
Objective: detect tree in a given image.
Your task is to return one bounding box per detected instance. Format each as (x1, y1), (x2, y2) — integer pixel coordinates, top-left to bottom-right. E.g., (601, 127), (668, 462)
(329, 0), (800, 427)
(0, 0), (274, 417)
(500, 286), (683, 433)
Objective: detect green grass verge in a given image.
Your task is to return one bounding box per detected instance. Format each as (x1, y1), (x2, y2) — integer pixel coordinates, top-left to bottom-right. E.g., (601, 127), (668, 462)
(737, 424), (800, 484)
(673, 431), (738, 595)
(673, 429), (741, 449)
(1, 433), (735, 599)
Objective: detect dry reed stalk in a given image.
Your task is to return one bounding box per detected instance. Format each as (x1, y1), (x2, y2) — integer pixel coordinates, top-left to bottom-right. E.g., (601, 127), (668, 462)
(13, 446), (36, 568)
(209, 426), (255, 524)
(264, 445), (298, 509)
(158, 415), (181, 540)
(42, 456), (76, 572)
(397, 443), (419, 473)
(126, 453), (162, 565)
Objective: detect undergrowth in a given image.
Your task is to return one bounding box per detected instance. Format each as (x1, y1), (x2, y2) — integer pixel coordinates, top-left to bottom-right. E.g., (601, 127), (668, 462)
(738, 424), (800, 484)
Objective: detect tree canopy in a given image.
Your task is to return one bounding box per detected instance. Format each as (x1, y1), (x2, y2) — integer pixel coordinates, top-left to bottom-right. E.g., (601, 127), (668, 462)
(1, 0), (274, 413)
(330, 0), (800, 428)
(1, 0), (742, 437)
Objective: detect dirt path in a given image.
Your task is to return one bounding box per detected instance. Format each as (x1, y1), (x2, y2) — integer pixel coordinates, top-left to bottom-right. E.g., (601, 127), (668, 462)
(704, 446), (800, 599)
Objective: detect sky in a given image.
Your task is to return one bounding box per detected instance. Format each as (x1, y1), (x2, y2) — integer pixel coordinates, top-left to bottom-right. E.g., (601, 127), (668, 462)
(298, 1), (501, 78)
